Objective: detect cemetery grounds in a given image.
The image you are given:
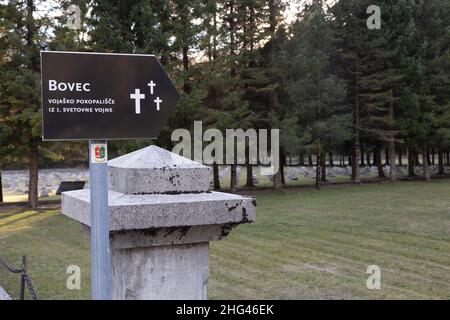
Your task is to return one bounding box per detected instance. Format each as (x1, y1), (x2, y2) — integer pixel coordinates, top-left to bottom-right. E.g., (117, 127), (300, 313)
(1, 177), (449, 300)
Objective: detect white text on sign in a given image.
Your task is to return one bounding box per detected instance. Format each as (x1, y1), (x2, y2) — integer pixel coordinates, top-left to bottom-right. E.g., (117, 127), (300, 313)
(49, 80), (91, 92)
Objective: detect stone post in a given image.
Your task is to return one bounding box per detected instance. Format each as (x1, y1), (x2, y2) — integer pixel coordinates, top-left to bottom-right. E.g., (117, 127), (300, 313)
(62, 146), (256, 300)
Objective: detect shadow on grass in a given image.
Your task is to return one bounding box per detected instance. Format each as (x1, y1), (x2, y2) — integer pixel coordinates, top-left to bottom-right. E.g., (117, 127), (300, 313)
(0, 212), (42, 227)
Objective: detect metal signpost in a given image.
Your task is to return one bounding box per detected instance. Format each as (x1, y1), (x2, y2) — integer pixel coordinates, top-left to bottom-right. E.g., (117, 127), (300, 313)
(89, 140), (110, 299)
(41, 51), (180, 299)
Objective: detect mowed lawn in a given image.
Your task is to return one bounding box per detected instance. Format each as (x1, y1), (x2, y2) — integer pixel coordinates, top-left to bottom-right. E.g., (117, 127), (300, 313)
(1, 180), (450, 299)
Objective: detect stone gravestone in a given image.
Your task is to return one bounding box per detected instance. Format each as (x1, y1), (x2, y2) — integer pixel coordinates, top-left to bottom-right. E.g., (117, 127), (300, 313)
(61, 146), (256, 300)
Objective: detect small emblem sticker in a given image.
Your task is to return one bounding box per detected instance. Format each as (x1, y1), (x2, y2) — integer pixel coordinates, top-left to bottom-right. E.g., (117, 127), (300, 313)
(91, 143), (107, 163)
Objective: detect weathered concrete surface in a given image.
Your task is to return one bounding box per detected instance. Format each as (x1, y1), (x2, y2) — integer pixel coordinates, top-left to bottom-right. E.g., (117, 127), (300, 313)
(109, 224), (237, 249)
(62, 190), (256, 231)
(110, 243), (209, 300)
(61, 145), (256, 300)
(108, 145), (211, 194)
(0, 286), (11, 300)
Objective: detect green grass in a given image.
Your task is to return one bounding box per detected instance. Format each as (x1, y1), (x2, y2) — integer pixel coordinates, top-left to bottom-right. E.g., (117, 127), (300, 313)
(0, 207), (91, 299)
(1, 180), (450, 299)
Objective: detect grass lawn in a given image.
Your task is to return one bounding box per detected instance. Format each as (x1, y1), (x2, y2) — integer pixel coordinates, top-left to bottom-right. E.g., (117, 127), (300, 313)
(1, 180), (449, 299)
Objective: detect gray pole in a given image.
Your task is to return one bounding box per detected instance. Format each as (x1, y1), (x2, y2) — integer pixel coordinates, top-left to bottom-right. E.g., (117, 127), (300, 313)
(89, 140), (111, 300)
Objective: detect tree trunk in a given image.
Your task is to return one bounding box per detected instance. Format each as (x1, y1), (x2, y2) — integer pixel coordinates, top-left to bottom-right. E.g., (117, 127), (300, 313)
(315, 152), (321, 190)
(267, 0), (281, 190)
(206, 16), (212, 62)
(385, 148), (390, 166)
(272, 159), (283, 190)
(389, 139), (396, 181)
(360, 148), (365, 166)
(388, 89), (396, 181)
(431, 149), (435, 166)
(245, 145), (254, 187)
(407, 146), (416, 177)
(415, 151), (420, 166)
(299, 153), (304, 166)
(281, 154), (286, 185)
(25, 0), (39, 208)
(229, 0), (236, 76)
(374, 143), (385, 178)
(25, 0), (39, 70)
(212, 2), (217, 60)
(351, 59), (361, 183)
(366, 151), (371, 166)
(245, 163), (254, 187)
(213, 162), (221, 190)
(272, 170), (282, 190)
(0, 170), (3, 203)
(28, 138), (38, 209)
(438, 147), (445, 175)
(328, 152), (334, 166)
(351, 122), (361, 184)
(230, 164), (237, 192)
(398, 146), (402, 166)
(182, 45), (191, 94)
(321, 152), (327, 182)
(422, 144), (430, 181)
(308, 154), (313, 166)
(228, 1), (237, 193)
(446, 151), (450, 166)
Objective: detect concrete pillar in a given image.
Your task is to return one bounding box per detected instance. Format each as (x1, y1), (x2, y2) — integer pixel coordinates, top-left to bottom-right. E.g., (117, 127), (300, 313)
(110, 243), (209, 300)
(62, 146), (256, 300)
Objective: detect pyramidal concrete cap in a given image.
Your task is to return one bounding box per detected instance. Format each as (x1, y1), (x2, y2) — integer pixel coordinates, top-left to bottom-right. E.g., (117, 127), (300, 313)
(108, 145), (211, 194)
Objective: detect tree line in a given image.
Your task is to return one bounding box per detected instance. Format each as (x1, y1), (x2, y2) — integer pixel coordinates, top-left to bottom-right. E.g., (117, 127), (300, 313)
(0, 0), (449, 207)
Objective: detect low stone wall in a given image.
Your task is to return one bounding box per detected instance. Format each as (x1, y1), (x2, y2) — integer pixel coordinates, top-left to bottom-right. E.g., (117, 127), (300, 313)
(1, 165), (449, 197)
(1, 168), (89, 197)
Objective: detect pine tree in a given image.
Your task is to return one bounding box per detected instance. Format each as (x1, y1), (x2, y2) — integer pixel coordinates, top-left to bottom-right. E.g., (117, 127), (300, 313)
(282, 0), (349, 189)
(0, 0), (49, 208)
(331, 0), (370, 183)
(396, 0), (450, 181)
(358, 2), (404, 182)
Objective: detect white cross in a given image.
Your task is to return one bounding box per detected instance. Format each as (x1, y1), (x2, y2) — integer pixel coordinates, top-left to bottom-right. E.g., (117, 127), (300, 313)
(154, 97), (162, 111)
(130, 89), (145, 114)
(148, 81), (156, 95)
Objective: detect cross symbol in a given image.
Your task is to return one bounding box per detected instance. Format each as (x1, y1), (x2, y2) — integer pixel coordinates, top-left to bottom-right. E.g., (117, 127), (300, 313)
(148, 81), (156, 95)
(130, 88), (145, 114)
(154, 97), (162, 111)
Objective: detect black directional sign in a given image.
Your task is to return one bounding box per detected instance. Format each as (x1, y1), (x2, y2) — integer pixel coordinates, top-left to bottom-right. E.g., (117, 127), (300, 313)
(41, 51), (180, 140)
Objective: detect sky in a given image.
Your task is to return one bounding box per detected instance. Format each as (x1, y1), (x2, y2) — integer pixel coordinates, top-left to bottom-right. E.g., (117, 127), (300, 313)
(284, 0), (338, 25)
